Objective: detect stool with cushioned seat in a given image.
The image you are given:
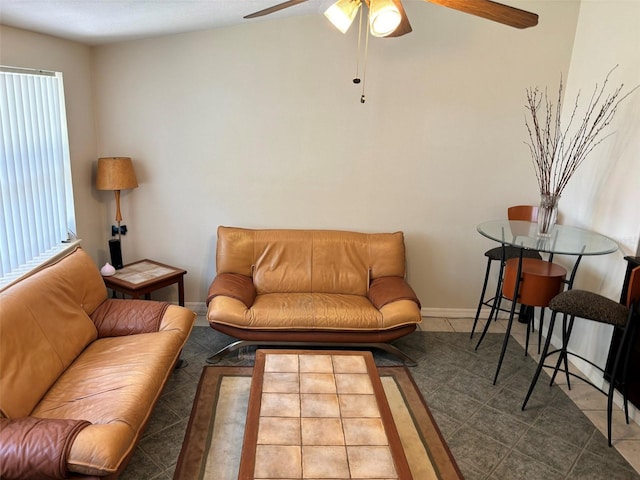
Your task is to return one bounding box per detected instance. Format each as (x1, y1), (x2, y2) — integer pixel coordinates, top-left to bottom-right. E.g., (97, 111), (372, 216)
(471, 205), (542, 342)
(522, 266), (640, 446)
(478, 256), (567, 384)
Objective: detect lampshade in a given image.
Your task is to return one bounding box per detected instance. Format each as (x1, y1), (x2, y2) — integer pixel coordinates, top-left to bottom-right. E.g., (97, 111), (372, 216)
(369, 0), (402, 37)
(324, 0), (361, 34)
(96, 157), (138, 191)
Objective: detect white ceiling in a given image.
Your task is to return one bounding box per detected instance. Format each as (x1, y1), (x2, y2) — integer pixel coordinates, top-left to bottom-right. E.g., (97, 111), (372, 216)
(0, 0), (340, 46)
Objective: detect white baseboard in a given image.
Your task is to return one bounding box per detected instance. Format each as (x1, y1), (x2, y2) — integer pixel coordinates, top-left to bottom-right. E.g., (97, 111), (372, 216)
(421, 307), (510, 319)
(185, 301), (207, 316)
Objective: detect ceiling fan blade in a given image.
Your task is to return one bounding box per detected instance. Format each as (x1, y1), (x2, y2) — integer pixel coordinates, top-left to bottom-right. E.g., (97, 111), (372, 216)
(244, 0), (309, 19)
(425, 0), (538, 29)
(386, 0), (413, 37)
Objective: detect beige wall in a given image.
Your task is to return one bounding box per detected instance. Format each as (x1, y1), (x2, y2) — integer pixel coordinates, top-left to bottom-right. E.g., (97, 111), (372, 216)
(90, 1), (579, 311)
(550, 1), (640, 383)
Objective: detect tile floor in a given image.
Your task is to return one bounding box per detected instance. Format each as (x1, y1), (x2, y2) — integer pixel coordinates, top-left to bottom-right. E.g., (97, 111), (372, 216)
(426, 315), (640, 476)
(120, 317), (640, 479)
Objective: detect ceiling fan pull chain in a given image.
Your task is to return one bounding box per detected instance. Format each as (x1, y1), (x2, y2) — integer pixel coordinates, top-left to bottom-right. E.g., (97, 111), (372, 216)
(360, 7), (370, 104)
(353, 3), (363, 85)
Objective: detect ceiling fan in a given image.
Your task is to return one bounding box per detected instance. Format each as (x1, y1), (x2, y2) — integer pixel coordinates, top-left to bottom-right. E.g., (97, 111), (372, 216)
(244, 0), (539, 38)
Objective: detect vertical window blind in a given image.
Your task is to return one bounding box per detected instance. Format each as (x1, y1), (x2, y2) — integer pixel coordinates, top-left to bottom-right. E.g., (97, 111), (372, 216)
(0, 67), (77, 290)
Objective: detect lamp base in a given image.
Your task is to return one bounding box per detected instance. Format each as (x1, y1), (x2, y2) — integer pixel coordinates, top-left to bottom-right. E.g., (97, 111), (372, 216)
(109, 239), (123, 269)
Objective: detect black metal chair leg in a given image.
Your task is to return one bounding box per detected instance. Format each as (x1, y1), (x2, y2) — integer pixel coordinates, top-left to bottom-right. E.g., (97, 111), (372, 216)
(550, 314), (574, 389)
(523, 312), (558, 410)
(475, 301), (495, 351)
(492, 295), (519, 385)
(617, 312), (637, 427)
(524, 309), (531, 356)
(563, 316), (575, 388)
(475, 284), (504, 351)
(538, 307), (546, 354)
(606, 321), (633, 446)
(471, 257), (493, 339)
(476, 262), (511, 351)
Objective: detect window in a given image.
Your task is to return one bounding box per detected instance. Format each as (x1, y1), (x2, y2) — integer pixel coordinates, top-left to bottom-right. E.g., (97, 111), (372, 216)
(0, 66), (77, 290)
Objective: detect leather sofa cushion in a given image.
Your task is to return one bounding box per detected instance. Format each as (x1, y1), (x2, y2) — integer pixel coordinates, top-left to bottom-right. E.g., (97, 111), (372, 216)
(31, 321), (189, 476)
(209, 293), (421, 330)
(0, 248), (105, 418)
(215, 227), (407, 296)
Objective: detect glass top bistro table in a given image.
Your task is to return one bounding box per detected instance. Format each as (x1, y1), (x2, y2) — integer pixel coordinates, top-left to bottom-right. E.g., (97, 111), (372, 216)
(476, 220), (618, 383)
(477, 219), (618, 303)
(477, 220), (618, 262)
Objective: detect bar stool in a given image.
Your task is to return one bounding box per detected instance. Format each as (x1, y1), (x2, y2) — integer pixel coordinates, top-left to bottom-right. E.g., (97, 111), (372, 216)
(471, 206), (542, 342)
(480, 256), (567, 384)
(522, 266), (640, 446)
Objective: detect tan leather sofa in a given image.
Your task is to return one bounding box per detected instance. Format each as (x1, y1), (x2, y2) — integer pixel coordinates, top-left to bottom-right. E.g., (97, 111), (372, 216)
(0, 247), (195, 479)
(206, 227), (422, 364)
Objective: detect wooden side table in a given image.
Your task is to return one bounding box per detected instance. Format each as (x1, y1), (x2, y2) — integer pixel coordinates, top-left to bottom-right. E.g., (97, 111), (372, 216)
(103, 259), (187, 306)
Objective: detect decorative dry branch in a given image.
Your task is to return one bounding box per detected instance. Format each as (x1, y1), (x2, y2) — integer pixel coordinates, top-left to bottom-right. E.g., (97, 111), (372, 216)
(524, 66), (638, 197)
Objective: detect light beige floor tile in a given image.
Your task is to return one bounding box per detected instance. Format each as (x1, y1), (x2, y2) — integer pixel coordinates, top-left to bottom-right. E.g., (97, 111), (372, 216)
(541, 361), (583, 387)
(614, 439), (640, 472)
(481, 318), (507, 334)
(447, 317), (483, 333)
(560, 383), (607, 411)
(583, 408), (640, 441)
(496, 318), (527, 333)
(420, 317), (454, 332)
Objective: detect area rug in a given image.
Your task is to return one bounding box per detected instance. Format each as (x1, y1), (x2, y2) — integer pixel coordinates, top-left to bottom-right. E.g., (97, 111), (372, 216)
(174, 364), (463, 479)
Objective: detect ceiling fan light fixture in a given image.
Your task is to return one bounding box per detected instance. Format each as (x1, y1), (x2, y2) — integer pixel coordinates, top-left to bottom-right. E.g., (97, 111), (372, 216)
(324, 0), (361, 34)
(369, 0), (401, 37)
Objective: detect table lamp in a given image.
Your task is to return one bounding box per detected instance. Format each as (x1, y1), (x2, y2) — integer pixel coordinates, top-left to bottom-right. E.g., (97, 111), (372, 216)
(96, 157), (138, 268)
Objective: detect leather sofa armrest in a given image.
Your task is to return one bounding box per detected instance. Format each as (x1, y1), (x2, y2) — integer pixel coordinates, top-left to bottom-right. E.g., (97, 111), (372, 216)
(368, 276), (421, 309)
(206, 273), (256, 308)
(90, 299), (170, 337)
(0, 417), (90, 480)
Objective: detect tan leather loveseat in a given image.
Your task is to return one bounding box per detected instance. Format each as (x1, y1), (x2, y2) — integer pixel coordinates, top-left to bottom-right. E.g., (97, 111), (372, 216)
(0, 247), (195, 479)
(206, 227), (422, 364)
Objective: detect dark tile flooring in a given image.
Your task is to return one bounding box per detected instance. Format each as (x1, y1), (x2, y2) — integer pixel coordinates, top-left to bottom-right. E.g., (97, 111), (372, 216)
(120, 326), (640, 480)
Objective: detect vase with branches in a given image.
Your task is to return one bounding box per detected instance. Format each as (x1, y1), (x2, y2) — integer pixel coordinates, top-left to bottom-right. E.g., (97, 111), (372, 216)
(524, 66), (638, 236)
